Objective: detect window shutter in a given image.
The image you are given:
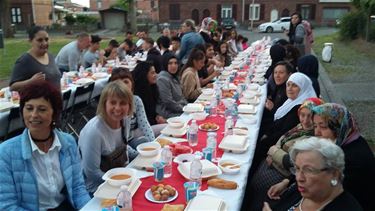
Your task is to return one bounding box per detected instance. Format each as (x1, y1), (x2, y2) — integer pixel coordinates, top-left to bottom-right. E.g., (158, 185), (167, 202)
(217, 4), (222, 22)
(260, 4), (265, 20)
(232, 4), (237, 20)
(245, 4), (249, 20)
(311, 4), (316, 20)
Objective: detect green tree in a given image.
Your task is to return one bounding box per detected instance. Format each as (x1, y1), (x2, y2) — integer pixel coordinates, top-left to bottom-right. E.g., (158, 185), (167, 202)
(0, 0), (14, 38)
(352, 0), (375, 41)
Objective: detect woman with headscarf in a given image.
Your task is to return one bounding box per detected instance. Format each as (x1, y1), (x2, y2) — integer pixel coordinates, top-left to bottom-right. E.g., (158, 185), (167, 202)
(265, 44), (287, 79)
(252, 72), (317, 174)
(242, 98), (324, 211)
(156, 55), (188, 118)
(297, 54), (320, 97)
(266, 103), (375, 211)
(199, 17), (217, 44)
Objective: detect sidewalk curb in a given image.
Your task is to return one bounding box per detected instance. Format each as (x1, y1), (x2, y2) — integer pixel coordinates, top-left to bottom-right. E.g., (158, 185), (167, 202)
(312, 50), (345, 106)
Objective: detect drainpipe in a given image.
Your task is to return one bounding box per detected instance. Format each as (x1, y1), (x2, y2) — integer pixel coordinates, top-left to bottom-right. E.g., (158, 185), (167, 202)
(250, 0), (255, 31)
(31, 0), (36, 25)
(242, 0), (245, 24)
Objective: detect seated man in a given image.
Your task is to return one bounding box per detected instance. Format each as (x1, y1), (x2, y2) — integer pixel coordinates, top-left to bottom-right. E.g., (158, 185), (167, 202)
(55, 32), (91, 72)
(83, 35), (104, 68)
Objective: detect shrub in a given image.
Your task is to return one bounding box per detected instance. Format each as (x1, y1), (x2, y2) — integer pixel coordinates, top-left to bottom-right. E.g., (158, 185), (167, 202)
(64, 14), (76, 26)
(76, 15), (98, 25)
(339, 11), (367, 40)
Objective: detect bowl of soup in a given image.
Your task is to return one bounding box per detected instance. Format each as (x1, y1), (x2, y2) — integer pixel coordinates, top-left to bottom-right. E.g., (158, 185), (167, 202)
(137, 142), (161, 157)
(167, 117), (185, 128)
(102, 167), (136, 186)
(218, 159), (241, 174)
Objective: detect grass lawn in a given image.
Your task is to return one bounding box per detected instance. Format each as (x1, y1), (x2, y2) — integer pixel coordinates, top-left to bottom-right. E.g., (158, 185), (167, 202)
(0, 35), (125, 81)
(313, 33), (375, 146)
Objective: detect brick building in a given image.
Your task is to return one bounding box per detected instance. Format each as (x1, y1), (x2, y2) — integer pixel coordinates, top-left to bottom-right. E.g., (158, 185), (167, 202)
(158, 0), (354, 27)
(89, 0), (117, 11)
(9, 0), (54, 30)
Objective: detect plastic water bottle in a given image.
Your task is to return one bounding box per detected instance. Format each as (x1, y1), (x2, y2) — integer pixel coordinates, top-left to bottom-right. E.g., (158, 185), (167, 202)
(91, 63), (97, 73)
(161, 146), (173, 178)
(206, 132), (218, 162)
(225, 116), (234, 136)
(78, 66), (85, 78)
(116, 185), (132, 211)
(188, 120), (198, 147)
(115, 56), (120, 67)
(190, 156), (202, 188)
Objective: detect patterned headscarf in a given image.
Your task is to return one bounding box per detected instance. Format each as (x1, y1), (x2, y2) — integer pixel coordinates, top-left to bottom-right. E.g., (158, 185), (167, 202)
(200, 17), (217, 33)
(312, 103), (361, 146)
(280, 98), (324, 147)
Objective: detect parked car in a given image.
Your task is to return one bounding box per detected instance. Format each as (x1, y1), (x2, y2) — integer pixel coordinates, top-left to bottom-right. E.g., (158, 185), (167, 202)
(258, 17), (291, 33)
(221, 18), (237, 30)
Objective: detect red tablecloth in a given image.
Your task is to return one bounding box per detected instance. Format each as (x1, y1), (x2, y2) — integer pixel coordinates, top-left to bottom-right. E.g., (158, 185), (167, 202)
(132, 116), (226, 210)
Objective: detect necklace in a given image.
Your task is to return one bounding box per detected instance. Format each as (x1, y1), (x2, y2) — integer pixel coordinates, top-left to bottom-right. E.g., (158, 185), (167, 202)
(298, 197), (333, 211)
(32, 131), (53, 143)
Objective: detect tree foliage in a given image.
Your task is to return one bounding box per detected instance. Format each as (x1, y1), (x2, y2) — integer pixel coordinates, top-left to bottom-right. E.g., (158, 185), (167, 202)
(112, 0), (130, 11)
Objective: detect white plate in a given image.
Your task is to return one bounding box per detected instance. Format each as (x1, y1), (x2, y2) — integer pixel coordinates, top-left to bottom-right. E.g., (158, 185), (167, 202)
(92, 72), (109, 79)
(74, 78), (94, 85)
(173, 153), (196, 165)
(238, 114), (257, 124)
(160, 125), (188, 138)
(144, 188), (178, 203)
(94, 178), (142, 199)
(177, 159), (222, 179)
(185, 194), (227, 211)
(219, 141), (250, 154)
(183, 103), (204, 113)
(238, 104), (257, 114)
(239, 97), (260, 105)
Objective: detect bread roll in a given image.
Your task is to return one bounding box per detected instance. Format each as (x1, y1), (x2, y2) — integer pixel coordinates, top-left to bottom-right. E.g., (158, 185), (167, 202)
(207, 178), (238, 189)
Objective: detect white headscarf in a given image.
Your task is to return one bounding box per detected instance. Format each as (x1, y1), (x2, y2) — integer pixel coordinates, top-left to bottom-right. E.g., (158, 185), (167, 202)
(274, 72), (317, 120)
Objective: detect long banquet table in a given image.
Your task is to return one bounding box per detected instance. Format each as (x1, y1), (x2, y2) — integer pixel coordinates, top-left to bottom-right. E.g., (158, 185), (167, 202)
(0, 76), (109, 138)
(81, 37), (273, 210)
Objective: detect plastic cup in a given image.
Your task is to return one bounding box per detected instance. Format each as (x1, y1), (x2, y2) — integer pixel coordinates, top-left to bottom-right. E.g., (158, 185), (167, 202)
(152, 161), (165, 182)
(184, 181), (199, 203)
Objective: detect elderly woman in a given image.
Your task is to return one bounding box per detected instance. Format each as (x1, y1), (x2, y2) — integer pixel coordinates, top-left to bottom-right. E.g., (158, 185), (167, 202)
(156, 55), (188, 118)
(199, 17), (217, 44)
(0, 81), (90, 210)
(79, 81), (134, 194)
(242, 98), (324, 211)
(181, 48), (206, 102)
(286, 12), (305, 56)
(266, 103), (375, 211)
(109, 67), (154, 151)
(253, 72), (317, 172)
(264, 137), (363, 211)
(10, 26), (61, 92)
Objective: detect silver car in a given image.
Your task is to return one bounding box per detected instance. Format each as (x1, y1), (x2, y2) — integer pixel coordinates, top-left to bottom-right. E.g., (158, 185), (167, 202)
(258, 17), (291, 33)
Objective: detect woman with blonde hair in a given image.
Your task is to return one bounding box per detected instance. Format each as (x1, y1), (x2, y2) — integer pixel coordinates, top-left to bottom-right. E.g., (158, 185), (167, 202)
(79, 80), (134, 194)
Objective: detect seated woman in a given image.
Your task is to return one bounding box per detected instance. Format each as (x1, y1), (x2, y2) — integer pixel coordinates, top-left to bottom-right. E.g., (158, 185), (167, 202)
(263, 137), (363, 211)
(110, 67), (154, 150)
(242, 98), (324, 211)
(260, 61), (293, 135)
(267, 103), (375, 211)
(181, 48), (206, 102)
(79, 81), (134, 194)
(0, 81), (90, 210)
(215, 41), (231, 67)
(252, 72), (317, 174)
(10, 26), (61, 92)
(156, 55), (188, 118)
(132, 61), (167, 135)
(297, 54), (320, 97)
(197, 43), (222, 88)
(265, 44), (286, 80)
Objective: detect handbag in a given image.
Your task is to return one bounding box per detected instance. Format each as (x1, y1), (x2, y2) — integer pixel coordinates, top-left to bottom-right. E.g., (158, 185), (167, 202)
(100, 121), (129, 172)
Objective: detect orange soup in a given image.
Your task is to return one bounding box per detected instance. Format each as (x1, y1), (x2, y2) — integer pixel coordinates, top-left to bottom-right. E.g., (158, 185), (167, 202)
(142, 147), (156, 151)
(221, 162), (235, 168)
(110, 174), (131, 180)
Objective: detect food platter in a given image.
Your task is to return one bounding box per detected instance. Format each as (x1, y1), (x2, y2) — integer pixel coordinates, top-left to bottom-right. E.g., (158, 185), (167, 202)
(198, 123), (219, 132)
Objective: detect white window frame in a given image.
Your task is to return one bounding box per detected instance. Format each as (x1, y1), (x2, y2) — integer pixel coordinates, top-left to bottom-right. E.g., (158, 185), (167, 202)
(249, 4), (260, 21)
(97, 2), (102, 9)
(301, 5), (311, 20)
(221, 5), (232, 18)
(11, 8), (22, 23)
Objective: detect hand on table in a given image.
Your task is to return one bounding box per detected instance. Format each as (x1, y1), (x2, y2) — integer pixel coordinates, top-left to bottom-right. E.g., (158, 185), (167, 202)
(156, 115), (166, 124)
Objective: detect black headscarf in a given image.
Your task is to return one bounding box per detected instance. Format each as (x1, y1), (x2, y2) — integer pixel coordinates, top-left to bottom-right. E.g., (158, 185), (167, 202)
(161, 54), (180, 79)
(297, 55), (320, 96)
(265, 44), (286, 79)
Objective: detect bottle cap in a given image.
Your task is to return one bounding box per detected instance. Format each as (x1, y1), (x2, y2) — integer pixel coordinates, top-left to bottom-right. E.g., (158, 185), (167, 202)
(120, 185), (129, 191)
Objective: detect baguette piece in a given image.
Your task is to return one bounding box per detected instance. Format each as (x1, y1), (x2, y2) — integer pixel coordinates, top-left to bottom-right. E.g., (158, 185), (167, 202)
(207, 178), (238, 189)
(161, 204), (185, 211)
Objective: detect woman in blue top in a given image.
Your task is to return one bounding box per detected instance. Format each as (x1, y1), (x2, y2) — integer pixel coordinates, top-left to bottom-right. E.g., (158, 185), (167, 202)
(0, 81), (90, 210)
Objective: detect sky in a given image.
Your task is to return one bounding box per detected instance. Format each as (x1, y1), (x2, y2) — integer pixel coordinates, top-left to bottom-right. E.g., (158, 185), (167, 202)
(71, 0), (90, 7)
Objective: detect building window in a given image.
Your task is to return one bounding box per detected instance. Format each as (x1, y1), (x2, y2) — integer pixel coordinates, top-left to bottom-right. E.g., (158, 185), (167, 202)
(322, 8), (349, 20)
(169, 4), (180, 20)
(97, 2), (102, 9)
(222, 4), (232, 18)
(301, 5), (311, 19)
(249, 4), (260, 20)
(11, 7), (22, 23)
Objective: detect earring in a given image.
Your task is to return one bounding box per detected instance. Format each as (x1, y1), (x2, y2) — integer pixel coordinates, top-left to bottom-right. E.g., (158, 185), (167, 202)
(330, 179), (338, 186)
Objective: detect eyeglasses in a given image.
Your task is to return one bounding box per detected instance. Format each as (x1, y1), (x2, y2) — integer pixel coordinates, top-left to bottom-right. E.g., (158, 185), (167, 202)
(290, 165), (329, 176)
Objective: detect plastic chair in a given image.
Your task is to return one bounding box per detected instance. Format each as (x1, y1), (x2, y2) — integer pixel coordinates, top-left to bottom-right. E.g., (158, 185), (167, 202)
(2, 107), (25, 141)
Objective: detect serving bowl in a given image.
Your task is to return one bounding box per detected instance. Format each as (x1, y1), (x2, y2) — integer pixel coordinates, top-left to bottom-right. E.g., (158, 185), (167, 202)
(136, 142), (161, 157)
(218, 159), (241, 174)
(102, 167), (136, 186)
(167, 117), (185, 128)
(190, 112), (208, 121)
